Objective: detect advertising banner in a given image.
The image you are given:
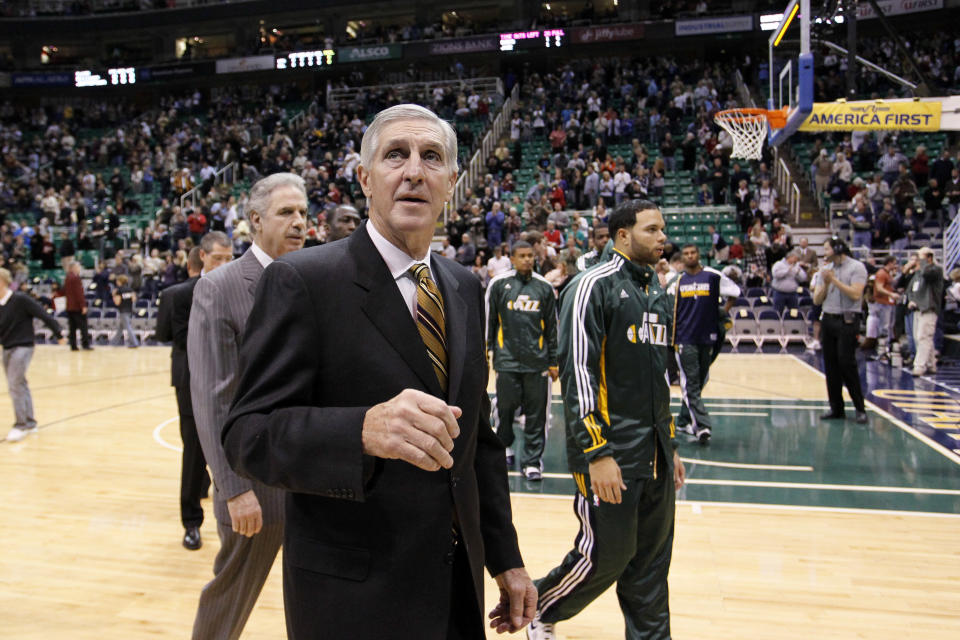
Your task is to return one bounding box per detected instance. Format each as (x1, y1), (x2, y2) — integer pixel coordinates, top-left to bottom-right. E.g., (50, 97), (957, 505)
(339, 43), (402, 63)
(215, 55), (274, 74)
(426, 36), (498, 56)
(675, 15), (753, 36)
(11, 72), (73, 87)
(798, 100), (941, 131)
(139, 62), (212, 82)
(856, 0), (942, 20)
(570, 24), (645, 44)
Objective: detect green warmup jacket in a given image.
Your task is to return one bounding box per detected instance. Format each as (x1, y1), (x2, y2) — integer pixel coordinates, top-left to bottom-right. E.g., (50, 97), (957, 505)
(486, 269), (558, 373)
(558, 249), (676, 480)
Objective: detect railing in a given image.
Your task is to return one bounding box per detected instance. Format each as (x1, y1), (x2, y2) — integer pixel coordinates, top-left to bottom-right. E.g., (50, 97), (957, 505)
(179, 161), (238, 211)
(327, 77), (504, 111)
(774, 150), (801, 226)
(445, 82), (519, 224)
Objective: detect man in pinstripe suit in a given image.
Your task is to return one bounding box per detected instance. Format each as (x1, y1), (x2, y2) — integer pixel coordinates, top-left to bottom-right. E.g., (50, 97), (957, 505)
(187, 173), (308, 639)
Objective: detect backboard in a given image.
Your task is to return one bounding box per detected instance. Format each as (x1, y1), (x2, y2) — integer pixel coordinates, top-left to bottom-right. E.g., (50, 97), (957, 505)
(767, 0), (814, 147)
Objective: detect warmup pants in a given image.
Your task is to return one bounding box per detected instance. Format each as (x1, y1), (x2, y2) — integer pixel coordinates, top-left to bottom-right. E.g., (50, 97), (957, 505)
(675, 343), (713, 434)
(866, 303), (894, 340)
(494, 370), (549, 469)
(534, 448), (675, 639)
(820, 313), (865, 415)
(3, 346), (36, 429)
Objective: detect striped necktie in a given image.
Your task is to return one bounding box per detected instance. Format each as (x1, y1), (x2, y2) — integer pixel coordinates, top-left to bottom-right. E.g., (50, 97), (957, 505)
(409, 263), (448, 393)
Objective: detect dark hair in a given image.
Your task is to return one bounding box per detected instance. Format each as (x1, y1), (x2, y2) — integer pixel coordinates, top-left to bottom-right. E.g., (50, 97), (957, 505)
(187, 246), (203, 272)
(681, 243), (699, 254)
(608, 200), (659, 240)
(828, 236), (849, 256)
(511, 240), (533, 255)
(883, 255), (898, 265)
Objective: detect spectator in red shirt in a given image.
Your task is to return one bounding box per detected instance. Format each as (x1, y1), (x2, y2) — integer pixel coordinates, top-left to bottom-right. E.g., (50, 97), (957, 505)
(728, 236), (744, 260)
(63, 261), (93, 351)
(543, 220), (565, 251)
(549, 183), (566, 210)
(187, 209), (207, 244)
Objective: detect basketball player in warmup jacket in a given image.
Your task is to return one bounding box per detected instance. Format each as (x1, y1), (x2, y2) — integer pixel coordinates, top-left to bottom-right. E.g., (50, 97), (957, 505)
(671, 243), (740, 444)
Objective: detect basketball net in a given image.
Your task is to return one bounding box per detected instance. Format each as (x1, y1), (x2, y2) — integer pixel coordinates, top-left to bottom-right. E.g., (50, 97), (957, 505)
(714, 108), (786, 161)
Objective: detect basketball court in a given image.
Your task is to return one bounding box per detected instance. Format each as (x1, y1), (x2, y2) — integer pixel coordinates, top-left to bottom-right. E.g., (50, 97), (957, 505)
(1, 347), (958, 639)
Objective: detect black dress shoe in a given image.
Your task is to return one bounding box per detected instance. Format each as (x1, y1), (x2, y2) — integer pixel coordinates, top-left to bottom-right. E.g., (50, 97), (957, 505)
(70, 346), (79, 351)
(82, 345), (94, 351)
(820, 411), (845, 420)
(183, 527), (202, 550)
(854, 411), (868, 424)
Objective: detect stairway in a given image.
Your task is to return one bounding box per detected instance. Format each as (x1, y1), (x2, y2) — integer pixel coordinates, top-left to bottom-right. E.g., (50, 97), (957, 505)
(776, 145), (825, 228)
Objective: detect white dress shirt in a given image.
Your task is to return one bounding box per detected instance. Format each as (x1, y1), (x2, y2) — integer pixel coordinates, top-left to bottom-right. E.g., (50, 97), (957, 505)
(367, 221), (436, 321)
(250, 242), (273, 269)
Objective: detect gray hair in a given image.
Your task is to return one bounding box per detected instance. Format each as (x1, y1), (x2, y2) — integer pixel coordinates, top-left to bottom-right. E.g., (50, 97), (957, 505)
(200, 230), (231, 252)
(788, 249), (802, 259)
(244, 172), (306, 234)
(360, 104), (458, 173)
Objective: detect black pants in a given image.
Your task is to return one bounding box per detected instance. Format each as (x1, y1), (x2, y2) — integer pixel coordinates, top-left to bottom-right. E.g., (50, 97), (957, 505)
(177, 385), (210, 529)
(535, 446), (675, 639)
(67, 311), (91, 348)
(820, 313), (865, 415)
(446, 536), (484, 640)
(494, 370), (549, 469)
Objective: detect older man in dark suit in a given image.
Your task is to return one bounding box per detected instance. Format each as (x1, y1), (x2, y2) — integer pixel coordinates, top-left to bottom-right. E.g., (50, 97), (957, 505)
(188, 173), (309, 640)
(223, 104), (535, 640)
(155, 232), (232, 551)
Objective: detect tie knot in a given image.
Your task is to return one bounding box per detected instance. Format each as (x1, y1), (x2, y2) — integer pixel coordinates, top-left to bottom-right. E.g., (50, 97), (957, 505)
(409, 263), (430, 283)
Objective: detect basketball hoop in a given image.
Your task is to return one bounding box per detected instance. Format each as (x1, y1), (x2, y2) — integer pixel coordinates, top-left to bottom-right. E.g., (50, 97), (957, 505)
(714, 108), (787, 161)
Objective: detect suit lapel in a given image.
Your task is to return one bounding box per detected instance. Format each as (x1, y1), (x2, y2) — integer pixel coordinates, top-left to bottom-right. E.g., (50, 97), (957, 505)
(432, 258), (466, 406)
(352, 225), (445, 397)
(240, 248), (264, 297)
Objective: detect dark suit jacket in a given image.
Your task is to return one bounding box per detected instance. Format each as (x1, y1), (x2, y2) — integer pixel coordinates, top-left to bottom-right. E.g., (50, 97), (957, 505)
(223, 223), (524, 639)
(155, 276), (198, 393)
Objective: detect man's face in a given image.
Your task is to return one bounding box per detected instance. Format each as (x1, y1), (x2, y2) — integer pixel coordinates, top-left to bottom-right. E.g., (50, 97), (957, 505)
(201, 242), (233, 273)
(512, 247), (535, 275)
(787, 254), (798, 265)
(327, 210), (360, 241)
(618, 208), (666, 265)
(823, 241), (834, 259)
(682, 245), (700, 269)
(799, 237), (808, 249)
(252, 184), (307, 259)
(357, 119), (456, 245)
(594, 227), (609, 248)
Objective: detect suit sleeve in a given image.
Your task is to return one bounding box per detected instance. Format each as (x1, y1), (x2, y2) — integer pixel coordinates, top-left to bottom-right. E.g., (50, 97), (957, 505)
(560, 275), (611, 463)
(471, 280), (524, 575)
(155, 290), (173, 342)
(222, 260), (372, 499)
(188, 276), (253, 501)
(544, 283), (558, 367)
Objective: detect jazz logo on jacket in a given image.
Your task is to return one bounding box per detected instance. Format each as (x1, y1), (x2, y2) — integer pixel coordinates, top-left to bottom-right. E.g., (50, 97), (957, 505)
(507, 294), (541, 312)
(626, 312), (668, 346)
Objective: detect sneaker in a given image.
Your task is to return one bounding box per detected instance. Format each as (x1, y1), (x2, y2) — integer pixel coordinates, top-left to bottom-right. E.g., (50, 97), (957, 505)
(677, 424), (696, 437)
(5, 426), (37, 442)
(527, 616), (556, 640)
(505, 447), (515, 468)
(808, 339), (821, 351)
(696, 427), (712, 444)
(523, 466), (542, 481)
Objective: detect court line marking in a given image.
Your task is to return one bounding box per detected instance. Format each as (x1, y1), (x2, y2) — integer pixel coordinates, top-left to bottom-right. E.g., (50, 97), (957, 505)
(152, 417), (182, 453)
(511, 493), (960, 518)
(679, 459), (813, 471)
(509, 472), (959, 494)
(792, 355), (960, 466)
(706, 411), (770, 416)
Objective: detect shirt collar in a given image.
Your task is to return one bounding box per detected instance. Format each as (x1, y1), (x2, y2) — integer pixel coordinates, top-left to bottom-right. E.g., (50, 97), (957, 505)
(366, 219), (432, 281)
(250, 242), (273, 269)
(0, 289), (12, 305)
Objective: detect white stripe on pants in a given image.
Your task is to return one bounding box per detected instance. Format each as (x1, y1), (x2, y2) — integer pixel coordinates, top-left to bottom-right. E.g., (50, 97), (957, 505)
(912, 310), (938, 374)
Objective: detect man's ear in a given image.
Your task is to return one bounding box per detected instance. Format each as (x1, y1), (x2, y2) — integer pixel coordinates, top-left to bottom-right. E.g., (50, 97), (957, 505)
(357, 165), (372, 198)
